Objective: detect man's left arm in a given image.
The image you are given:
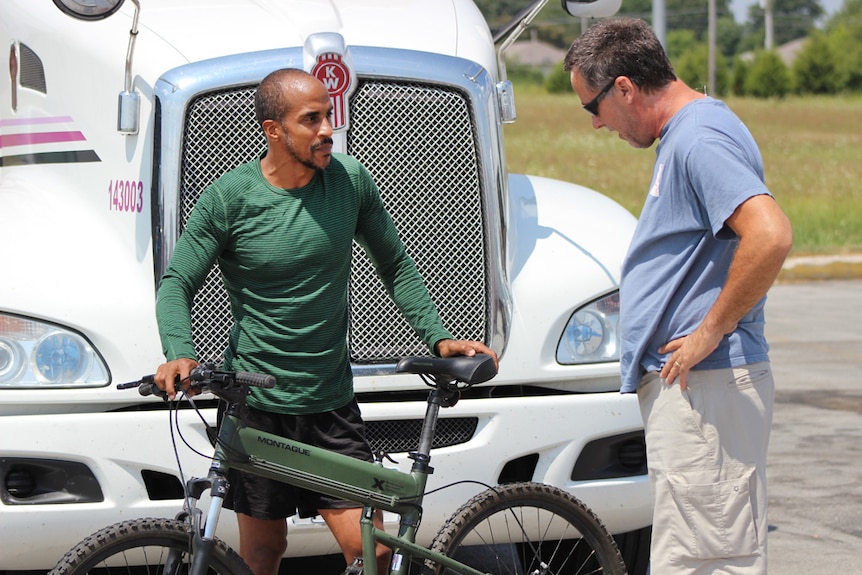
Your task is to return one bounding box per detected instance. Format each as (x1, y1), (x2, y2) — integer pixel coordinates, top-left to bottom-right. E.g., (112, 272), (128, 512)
(661, 194), (792, 388)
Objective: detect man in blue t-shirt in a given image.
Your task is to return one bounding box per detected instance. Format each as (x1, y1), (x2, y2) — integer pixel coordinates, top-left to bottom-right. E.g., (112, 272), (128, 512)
(565, 18), (792, 575)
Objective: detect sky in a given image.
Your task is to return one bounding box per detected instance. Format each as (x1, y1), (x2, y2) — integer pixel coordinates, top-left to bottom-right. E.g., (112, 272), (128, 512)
(729, 0), (845, 22)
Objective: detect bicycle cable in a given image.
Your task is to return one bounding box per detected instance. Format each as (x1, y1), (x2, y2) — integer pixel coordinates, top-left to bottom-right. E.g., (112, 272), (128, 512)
(167, 386), (258, 470)
(162, 376), (219, 509)
(414, 479), (497, 500)
(171, 392), (218, 460)
(166, 380), (192, 507)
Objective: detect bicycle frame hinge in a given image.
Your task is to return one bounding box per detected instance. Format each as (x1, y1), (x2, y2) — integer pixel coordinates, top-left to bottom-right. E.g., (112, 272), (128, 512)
(408, 451), (434, 474)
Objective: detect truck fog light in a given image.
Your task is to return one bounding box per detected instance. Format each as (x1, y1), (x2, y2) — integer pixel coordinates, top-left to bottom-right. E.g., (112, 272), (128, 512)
(0, 458), (104, 504)
(571, 431), (647, 480)
(618, 438), (647, 470)
(4, 467), (36, 498)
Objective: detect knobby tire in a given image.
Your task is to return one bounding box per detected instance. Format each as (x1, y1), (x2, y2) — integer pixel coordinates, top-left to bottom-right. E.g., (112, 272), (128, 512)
(425, 482), (627, 575)
(48, 517), (252, 575)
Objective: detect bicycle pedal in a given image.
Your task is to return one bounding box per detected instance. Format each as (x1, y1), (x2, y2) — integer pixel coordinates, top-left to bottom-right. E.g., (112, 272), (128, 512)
(341, 557), (363, 575)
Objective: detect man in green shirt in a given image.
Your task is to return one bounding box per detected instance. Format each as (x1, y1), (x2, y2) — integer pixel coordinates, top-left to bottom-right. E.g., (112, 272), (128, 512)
(153, 68), (496, 575)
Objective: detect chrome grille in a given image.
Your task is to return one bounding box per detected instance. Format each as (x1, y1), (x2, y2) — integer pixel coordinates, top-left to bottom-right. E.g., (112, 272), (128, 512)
(178, 80), (487, 365)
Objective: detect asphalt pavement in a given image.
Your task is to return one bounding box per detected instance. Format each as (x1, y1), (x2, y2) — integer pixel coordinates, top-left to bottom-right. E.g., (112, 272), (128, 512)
(764, 277), (862, 574)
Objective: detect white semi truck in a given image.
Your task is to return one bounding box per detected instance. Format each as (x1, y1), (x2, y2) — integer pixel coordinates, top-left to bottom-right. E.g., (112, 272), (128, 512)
(0, 0), (651, 572)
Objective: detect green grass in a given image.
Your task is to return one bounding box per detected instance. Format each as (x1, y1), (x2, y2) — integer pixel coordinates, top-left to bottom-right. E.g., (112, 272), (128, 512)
(503, 88), (862, 255)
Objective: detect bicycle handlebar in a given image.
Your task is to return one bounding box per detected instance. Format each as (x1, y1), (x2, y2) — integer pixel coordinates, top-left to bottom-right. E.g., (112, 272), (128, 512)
(118, 354), (496, 403)
(117, 363), (276, 403)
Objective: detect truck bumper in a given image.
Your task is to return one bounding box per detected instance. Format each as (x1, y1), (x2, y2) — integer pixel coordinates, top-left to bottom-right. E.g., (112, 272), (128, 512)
(0, 393), (652, 570)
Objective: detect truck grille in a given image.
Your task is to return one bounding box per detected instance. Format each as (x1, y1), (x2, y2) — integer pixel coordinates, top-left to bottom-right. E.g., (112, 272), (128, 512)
(179, 80), (487, 365)
(366, 417), (479, 454)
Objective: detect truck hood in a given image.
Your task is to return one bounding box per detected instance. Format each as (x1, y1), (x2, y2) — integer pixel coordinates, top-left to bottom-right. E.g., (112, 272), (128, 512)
(123, 0), (492, 67)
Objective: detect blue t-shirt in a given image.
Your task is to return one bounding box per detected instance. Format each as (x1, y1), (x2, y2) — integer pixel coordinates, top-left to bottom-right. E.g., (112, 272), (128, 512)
(619, 98), (772, 393)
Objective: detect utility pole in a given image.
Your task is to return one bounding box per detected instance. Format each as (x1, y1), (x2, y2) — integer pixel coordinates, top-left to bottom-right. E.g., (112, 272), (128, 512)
(708, 0), (716, 93)
(653, 0), (667, 46)
(764, 0), (775, 49)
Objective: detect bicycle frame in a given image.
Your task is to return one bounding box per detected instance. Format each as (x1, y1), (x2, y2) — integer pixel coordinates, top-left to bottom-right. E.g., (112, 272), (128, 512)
(194, 387), (488, 575)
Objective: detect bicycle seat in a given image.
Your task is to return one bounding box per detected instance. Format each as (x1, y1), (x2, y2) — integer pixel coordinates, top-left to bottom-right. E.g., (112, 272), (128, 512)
(395, 354), (497, 385)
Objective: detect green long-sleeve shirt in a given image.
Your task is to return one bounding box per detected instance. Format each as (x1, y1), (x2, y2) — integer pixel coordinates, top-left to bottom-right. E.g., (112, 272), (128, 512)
(156, 153), (453, 414)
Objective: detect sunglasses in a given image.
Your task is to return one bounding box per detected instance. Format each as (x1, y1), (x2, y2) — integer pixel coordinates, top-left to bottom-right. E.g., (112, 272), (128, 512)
(582, 78), (617, 116)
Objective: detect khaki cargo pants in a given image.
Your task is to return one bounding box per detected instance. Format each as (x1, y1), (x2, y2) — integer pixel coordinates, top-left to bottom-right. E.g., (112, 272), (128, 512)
(637, 362), (773, 575)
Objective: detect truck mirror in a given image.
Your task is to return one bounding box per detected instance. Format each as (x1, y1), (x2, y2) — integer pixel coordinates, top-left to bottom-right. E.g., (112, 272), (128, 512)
(561, 0), (623, 18)
(52, 0), (125, 21)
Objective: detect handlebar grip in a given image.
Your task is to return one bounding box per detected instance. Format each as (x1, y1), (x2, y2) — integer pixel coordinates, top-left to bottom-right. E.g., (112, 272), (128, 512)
(235, 371), (276, 388)
(124, 374), (168, 399)
(139, 381), (168, 399)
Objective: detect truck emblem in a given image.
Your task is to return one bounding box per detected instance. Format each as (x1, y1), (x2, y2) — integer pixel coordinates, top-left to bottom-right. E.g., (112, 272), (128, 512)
(312, 52), (354, 131)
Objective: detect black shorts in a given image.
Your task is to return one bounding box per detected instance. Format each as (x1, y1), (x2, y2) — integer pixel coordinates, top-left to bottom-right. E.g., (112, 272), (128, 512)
(222, 399), (374, 520)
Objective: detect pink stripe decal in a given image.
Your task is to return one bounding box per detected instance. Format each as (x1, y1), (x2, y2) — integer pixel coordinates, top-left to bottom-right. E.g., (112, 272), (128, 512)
(0, 116), (74, 127)
(0, 131), (86, 148)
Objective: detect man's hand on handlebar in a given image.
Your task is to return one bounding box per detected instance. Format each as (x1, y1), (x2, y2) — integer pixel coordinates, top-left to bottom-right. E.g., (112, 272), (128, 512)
(435, 339), (498, 369)
(154, 357), (199, 400)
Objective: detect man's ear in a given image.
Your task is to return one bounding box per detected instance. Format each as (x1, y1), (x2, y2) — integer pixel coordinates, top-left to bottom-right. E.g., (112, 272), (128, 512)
(262, 119), (280, 141)
(617, 76), (636, 101)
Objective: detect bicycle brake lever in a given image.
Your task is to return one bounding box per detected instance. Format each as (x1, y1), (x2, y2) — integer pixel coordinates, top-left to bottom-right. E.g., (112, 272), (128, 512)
(117, 379), (143, 390)
(374, 450), (399, 465)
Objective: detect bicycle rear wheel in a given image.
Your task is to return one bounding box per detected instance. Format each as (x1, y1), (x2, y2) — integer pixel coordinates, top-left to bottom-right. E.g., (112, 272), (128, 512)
(426, 482), (627, 575)
(48, 517), (252, 575)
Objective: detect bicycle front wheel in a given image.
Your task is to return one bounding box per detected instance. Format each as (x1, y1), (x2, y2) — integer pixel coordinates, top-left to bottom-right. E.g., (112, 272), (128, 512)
(48, 517), (252, 575)
(426, 482), (627, 575)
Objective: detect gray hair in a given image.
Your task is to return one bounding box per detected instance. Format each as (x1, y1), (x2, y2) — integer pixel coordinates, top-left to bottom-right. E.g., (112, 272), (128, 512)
(563, 18), (676, 93)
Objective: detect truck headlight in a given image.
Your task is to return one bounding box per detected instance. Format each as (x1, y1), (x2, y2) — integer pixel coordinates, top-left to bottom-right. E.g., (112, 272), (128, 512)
(556, 292), (620, 365)
(0, 314), (109, 388)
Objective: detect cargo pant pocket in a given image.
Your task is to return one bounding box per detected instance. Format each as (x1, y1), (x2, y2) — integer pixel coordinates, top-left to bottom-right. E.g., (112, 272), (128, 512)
(665, 467), (759, 563)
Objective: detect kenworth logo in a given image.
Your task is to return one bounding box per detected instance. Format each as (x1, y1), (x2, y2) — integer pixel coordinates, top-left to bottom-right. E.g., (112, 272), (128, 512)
(311, 52), (354, 131)
(257, 435), (311, 456)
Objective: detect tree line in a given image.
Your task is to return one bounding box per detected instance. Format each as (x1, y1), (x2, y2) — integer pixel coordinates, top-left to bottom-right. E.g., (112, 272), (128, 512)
(476, 0), (862, 97)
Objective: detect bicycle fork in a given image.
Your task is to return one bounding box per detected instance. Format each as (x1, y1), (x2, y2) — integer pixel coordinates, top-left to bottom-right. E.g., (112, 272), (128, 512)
(183, 470), (229, 575)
